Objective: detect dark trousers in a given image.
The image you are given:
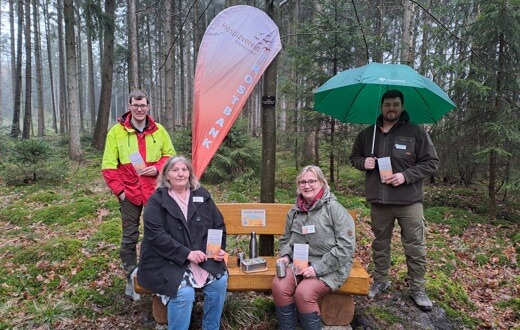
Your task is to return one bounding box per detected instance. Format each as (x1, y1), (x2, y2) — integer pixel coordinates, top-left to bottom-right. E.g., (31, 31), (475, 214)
(119, 199), (143, 278)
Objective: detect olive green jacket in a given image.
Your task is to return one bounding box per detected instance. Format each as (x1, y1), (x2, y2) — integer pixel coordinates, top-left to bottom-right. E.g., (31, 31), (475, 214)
(279, 190), (356, 291)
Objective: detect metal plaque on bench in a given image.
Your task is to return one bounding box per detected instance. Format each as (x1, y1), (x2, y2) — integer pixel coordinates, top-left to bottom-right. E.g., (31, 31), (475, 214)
(240, 257), (268, 273)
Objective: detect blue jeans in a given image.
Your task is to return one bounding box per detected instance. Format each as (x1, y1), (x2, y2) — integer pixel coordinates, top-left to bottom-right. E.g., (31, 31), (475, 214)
(167, 273), (228, 330)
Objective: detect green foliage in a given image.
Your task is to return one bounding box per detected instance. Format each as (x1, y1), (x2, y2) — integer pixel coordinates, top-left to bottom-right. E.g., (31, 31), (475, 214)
(170, 127), (193, 157)
(496, 297), (520, 318)
(70, 257), (112, 284)
(87, 219), (122, 246)
(429, 272), (480, 328)
(68, 285), (123, 313)
(11, 238), (82, 264)
(27, 190), (63, 204)
(424, 207), (487, 235)
(32, 197), (98, 225)
(364, 305), (406, 325)
(0, 138), (69, 185)
(202, 119), (262, 184)
(514, 232), (520, 254)
(0, 203), (31, 225)
(21, 299), (76, 328)
(221, 293), (277, 329)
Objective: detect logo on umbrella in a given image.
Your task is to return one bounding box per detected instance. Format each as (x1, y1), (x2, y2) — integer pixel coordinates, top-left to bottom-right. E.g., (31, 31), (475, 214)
(378, 77), (406, 83)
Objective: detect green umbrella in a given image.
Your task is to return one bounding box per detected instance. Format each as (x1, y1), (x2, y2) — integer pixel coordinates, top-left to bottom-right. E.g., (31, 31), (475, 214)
(313, 62), (456, 125)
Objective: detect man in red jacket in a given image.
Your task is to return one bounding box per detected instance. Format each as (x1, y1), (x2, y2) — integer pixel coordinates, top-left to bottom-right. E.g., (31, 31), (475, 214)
(102, 89), (175, 299)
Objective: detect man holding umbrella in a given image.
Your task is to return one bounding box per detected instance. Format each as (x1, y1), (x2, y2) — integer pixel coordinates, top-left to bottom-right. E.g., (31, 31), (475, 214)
(349, 89), (439, 311)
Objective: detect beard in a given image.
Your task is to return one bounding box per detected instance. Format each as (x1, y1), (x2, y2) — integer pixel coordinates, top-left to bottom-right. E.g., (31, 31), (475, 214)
(383, 110), (402, 122)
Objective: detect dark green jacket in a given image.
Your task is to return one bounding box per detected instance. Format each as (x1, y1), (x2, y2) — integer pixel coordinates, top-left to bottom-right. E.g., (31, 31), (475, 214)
(349, 111), (439, 205)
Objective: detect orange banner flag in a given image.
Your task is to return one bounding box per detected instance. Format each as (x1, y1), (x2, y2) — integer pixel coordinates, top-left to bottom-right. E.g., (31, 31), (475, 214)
(192, 5), (282, 178)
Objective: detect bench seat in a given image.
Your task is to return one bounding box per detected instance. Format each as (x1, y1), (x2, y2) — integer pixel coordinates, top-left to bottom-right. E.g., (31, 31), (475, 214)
(227, 256), (368, 295)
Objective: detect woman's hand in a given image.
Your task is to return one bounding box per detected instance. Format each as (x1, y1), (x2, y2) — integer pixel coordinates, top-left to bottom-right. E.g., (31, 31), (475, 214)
(214, 249), (226, 262)
(301, 265), (316, 278)
(188, 250), (207, 264)
(276, 255), (290, 265)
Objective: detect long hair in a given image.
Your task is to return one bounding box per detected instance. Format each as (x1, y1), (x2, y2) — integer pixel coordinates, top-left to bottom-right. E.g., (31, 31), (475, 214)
(157, 156), (201, 190)
(295, 165), (329, 195)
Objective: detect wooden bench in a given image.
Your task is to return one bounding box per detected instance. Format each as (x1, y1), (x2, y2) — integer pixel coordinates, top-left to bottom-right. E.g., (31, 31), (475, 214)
(135, 203), (369, 326)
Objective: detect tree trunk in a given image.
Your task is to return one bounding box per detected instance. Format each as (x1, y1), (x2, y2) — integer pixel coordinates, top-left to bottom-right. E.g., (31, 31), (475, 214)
(178, 0), (187, 127)
(57, 0), (67, 134)
(43, 0), (58, 133)
(163, 0), (175, 132)
(0, 3), (2, 125)
(259, 0), (278, 257)
(91, 0), (115, 151)
(85, 3), (96, 133)
(10, 0), (23, 138)
(401, 0), (414, 66)
(488, 30), (506, 221)
(127, 0), (138, 91)
(22, 0), (32, 140)
(374, 0), (383, 63)
(33, 0), (45, 137)
(329, 118), (335, 184)
(64, 0), (83, 161)
(75, 13), (85, 133)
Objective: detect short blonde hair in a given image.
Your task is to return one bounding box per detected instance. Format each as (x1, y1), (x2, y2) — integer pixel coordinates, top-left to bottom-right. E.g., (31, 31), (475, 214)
(157, 156), (201, 190)
(295, 165), (329, 194)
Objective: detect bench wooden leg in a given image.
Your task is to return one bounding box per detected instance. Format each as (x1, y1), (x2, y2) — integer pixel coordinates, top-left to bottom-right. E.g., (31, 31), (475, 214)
(319, 294), (354, 326)
(152, 295), (168, 325)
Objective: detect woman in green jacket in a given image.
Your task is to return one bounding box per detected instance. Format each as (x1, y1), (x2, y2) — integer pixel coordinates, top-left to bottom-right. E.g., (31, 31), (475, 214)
(272, 165), (356, 330)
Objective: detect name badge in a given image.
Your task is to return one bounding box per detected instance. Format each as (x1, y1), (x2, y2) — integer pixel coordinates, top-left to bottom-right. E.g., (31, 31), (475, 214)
(193, 196), (204, 203)
(395, 143), (406, 150)
(302, 225), (315, 234)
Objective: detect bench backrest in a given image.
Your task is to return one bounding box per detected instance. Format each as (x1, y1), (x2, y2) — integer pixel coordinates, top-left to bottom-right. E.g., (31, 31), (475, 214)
(217, 203), (356, 235)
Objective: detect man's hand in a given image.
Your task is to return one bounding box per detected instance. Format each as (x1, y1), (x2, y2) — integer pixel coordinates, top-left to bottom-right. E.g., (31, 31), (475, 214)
(364, 157), (376, 170)
(118, 192), (126, 201)
(385, 173), (405, 186)
(140, 166), (158, 177)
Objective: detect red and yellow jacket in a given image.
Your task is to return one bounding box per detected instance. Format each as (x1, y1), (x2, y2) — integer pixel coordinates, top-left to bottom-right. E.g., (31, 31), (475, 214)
(101, 112), (176, 206)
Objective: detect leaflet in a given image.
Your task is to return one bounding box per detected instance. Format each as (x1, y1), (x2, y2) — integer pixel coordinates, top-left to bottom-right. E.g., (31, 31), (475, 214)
(293, 243), (309, 274)
(378, 157), (393, 183)
(206, 229), (223, 258)
(129, 152), (146, 175)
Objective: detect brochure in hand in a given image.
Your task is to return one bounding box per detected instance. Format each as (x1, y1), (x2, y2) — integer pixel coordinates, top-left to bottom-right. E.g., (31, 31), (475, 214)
(206, 229), (223, 258)
(293, 243), (309, 274)
(378, 157), (393, 183)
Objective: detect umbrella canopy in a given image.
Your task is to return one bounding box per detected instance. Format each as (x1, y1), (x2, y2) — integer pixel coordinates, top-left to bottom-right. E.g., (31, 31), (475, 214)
(313, 62), (456, 124)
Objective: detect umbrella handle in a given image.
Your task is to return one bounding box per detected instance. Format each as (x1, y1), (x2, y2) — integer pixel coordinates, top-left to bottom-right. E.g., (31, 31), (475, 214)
(370, 124), (377, 156)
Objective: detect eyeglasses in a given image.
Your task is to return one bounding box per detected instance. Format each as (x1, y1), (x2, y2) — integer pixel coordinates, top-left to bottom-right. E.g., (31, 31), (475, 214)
(298, 179), (318, 187)
(130, 104), (149, 110)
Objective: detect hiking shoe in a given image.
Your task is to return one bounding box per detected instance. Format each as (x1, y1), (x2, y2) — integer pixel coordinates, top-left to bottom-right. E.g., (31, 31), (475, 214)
(410, 290), (432, 311)
(368, 281), (391, 299)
